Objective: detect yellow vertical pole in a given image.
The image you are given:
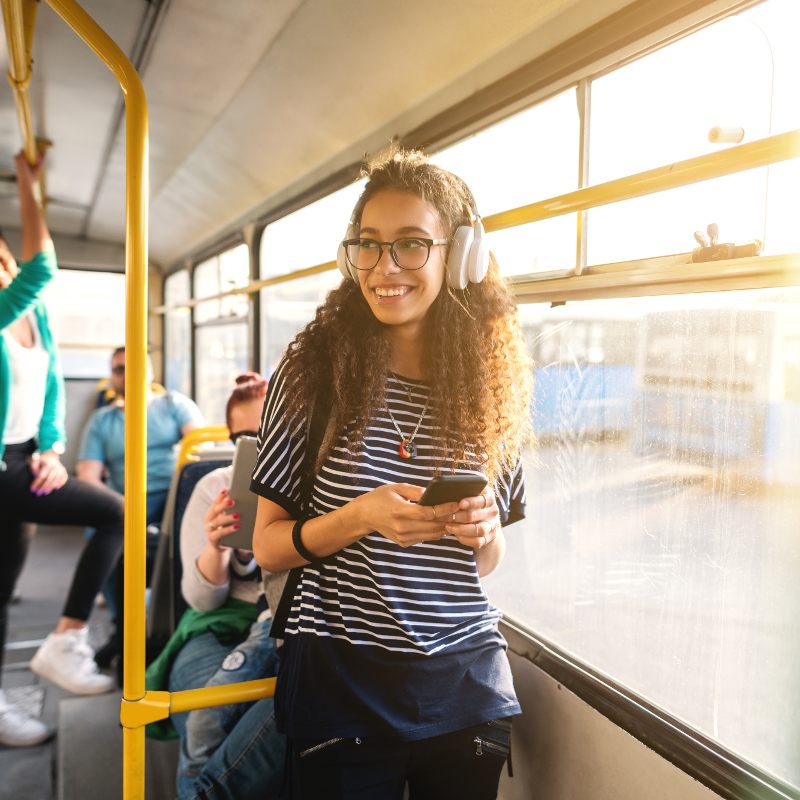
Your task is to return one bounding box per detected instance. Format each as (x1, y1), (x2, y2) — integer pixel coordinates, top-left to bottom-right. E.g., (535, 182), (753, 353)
(43, 2), (149, 797)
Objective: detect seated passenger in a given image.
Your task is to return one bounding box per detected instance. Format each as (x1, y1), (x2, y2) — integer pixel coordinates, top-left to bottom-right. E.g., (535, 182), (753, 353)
(76, 345), (203, 663)
(146, 373), (284, 799)
(77, 345), (203, 529)
(92, 351), (166, 409)
(1, 152), (126, 748)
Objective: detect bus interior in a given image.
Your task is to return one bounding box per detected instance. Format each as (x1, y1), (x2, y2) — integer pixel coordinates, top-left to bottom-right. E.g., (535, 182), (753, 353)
(0, 0), (798, 798)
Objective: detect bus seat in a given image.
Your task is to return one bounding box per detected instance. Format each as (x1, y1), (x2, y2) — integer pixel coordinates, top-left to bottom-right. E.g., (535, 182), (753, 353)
(176, 424), (231, 470)
(147, 450), (233, 657)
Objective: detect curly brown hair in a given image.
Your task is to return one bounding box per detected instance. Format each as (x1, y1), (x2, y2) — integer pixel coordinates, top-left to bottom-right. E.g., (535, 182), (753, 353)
(279, 150), (532, 483)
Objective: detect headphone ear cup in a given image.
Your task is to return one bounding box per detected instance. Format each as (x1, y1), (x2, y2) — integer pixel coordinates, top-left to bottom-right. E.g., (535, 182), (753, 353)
(467, 219), (489, 284)
(337, 223), (358, 281)
(447, 225), (474, 290)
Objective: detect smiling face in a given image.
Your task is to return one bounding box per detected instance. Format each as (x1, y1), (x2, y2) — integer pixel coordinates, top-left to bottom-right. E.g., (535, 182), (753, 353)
(356, 189), (447, 339)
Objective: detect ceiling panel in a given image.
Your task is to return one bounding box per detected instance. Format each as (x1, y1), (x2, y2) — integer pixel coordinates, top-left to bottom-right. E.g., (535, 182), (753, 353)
(88, 0), (629, 264)
(87, 0), (303, 250)
(2, 0), (638, 267)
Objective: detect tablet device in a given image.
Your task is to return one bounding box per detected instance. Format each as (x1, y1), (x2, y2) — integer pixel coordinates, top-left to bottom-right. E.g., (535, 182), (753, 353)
(222, 435), (259, 551)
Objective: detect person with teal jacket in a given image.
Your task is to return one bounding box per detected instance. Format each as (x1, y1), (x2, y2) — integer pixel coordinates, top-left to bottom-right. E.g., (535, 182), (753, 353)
(0, 151), (126, 748)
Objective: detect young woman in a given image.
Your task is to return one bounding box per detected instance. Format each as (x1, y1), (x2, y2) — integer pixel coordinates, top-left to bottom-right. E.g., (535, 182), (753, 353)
(145, 373), (284, 799)
(251, 150), (531, 799)
(0, 152), (124, 747)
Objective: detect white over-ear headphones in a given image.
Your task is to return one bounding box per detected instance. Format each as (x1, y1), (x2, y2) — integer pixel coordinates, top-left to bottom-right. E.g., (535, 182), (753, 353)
(446, 217), (489, 290)
(337, 214), (489, 290)
(336, 217), (359, 281)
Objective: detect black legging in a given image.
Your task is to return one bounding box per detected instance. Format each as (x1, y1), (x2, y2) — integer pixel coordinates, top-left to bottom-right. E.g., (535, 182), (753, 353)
(0, 439), (125, 680)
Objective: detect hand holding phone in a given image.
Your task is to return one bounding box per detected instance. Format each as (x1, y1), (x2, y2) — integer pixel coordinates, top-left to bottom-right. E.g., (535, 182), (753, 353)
(419, 474), (502, 556)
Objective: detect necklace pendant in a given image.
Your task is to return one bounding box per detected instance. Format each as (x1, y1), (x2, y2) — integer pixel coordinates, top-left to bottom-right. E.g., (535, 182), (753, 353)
(398, 438), (416, 459)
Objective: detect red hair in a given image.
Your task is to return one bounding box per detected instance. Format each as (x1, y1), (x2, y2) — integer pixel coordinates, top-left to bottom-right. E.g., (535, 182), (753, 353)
(225, 372), (268, 432)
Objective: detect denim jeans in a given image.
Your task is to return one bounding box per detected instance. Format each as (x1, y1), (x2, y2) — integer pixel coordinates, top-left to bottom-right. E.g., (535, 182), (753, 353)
(168, 621), (284, 799)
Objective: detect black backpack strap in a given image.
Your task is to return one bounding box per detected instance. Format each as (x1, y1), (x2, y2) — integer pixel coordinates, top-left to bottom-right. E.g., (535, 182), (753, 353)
(269, 379), (333, 639)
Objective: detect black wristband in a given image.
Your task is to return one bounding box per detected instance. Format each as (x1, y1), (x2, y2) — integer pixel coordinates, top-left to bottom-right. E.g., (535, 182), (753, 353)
(291, 517), (317, 563)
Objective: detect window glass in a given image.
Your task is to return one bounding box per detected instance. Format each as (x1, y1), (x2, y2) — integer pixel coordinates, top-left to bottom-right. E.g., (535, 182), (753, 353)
(259, 181), (364, 372)
(164, 270), (191, 396)
(41, 269), (125, 378)
(260, 270), (341, 376)
(487, 286), (800, 789)
(260, 181), (366, 279)
(193, 243), (250, 323)
(587, 0), (800, 264)
(432, 89), (579, 276)
(194, 323), (248, 423)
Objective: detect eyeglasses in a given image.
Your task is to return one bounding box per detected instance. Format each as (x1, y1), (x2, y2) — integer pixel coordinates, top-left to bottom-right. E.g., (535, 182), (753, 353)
(111, 365), (125, 376)
(342, 237), (449, 271)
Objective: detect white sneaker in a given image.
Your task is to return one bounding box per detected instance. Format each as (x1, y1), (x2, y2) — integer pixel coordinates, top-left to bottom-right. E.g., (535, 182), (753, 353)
(0, 690), (52, 747)
(31, 628), (114, 696)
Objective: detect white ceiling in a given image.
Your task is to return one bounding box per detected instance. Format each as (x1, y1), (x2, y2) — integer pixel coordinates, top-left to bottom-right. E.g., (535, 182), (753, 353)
(0, 0), (635, 269)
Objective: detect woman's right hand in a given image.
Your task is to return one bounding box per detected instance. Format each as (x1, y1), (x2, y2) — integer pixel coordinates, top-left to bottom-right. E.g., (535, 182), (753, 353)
(14, 150), (45, 185)
(204, 488), (241, 550)
(351, 483), (459, 548)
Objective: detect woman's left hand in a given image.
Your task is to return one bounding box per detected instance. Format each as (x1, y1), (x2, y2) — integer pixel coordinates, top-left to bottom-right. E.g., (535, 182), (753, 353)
(29, 450), (69, 496)
(443, 487), (501, 550)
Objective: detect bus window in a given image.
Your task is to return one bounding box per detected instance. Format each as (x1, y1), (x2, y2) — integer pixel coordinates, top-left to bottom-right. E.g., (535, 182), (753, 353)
(259, 181), (363, 375)
(587, 0), (800, 264)
(193, 244), (250, 420)
(432, 89), (579, 277)
(260, 271), (340, 376)
(487, 286), (800, 789)
(163, 269), (191, 396)
(519, 302), (641, 440)
(42, 269), (125, 378)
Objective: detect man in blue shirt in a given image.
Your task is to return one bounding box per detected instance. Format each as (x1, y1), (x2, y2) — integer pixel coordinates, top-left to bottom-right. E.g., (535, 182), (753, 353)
(76, 347), (203, 667)
(77, 346), (203, 521)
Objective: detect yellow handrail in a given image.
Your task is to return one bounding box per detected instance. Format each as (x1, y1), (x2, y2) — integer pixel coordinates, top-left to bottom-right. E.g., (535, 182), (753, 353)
(483, 128), (800, 233)
(176, 424), (231, 470)
(1, 0), (38, 163)
(151, 128), (800, 315)
(41, 1), (149, 797)
(170, 677), (277, 715)
(1, 0), (49, 205)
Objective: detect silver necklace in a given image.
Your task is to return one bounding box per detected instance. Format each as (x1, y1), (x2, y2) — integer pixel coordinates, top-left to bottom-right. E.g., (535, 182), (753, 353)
(386, 378), (429, 460)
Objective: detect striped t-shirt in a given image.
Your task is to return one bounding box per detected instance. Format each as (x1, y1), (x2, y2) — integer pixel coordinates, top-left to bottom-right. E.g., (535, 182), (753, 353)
(251, 358), (526, 741)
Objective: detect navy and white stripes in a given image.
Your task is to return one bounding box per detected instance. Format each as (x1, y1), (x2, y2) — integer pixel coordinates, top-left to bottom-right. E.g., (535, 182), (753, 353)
(251, 359), (525, 657)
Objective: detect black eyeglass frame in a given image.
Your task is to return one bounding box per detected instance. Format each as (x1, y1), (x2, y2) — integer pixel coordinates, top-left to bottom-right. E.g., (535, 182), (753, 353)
(342, 237), (450, 271)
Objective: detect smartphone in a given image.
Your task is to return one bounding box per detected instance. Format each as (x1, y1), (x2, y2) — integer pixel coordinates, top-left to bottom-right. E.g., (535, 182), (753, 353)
(419, 474), (488, 506)
(221, 435), (259, 550)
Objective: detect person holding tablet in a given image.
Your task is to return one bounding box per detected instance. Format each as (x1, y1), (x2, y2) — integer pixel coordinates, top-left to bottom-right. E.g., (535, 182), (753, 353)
(145, 372), (284, 800)
(251, 150), (532, 800)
